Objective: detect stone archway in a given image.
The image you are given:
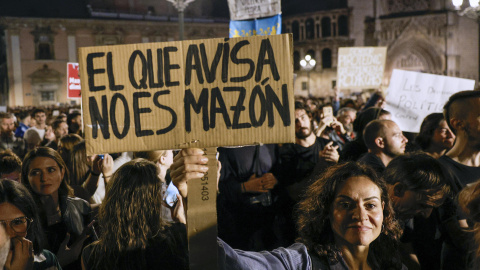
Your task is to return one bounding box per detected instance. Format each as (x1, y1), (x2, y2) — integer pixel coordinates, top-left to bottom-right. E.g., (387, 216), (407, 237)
(384, 37), (444, 85)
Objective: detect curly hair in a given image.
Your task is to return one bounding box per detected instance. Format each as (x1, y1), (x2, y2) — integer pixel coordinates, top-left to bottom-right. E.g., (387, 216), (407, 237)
(87, 159), (174, 269)
(297, 162), (403, 269)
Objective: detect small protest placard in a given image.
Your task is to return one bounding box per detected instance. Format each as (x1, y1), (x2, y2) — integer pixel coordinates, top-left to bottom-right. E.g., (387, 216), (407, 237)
(337, 47), (387, 90)
(227, 0), (281, 21)
(67, 62), (81, 99)
(384, 69), (475, 132)
(78, 34), (294, 156)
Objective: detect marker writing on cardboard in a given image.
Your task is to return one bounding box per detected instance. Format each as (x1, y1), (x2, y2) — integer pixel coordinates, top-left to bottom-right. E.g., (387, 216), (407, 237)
(85, 37), (290, 140)
(86, 39), (278, 92)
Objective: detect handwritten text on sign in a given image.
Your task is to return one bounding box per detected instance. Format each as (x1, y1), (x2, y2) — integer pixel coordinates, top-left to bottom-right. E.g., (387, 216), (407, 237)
(227, 0), (281, 21)
(384, 69), (475, 133)
(78, 34), (294, 155)
(337, 47), (387, 90)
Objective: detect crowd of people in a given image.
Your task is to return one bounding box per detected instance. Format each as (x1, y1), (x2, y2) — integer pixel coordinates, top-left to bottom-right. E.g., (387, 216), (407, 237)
(0, 89), (479, 269)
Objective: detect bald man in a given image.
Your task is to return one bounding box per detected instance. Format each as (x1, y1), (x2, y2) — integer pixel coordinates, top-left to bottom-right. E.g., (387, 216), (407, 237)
(358, 119), (408, 173)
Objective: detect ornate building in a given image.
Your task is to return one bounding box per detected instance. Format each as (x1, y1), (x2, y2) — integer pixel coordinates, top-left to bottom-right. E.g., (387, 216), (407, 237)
(283, 7), (353, 97)
(0, 0), (229, 106)
(1, 0), (478, 104)
(350, 0), (479, 86)
(282, 1), (352, 97)
(287, 0), (479, 97)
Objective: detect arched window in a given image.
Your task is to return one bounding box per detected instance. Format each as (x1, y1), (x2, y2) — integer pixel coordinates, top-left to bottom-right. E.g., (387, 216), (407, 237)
(338, 15), (348, 36)
(294, 51), (300, 71)
(322, 48), (332, 69)
(321, 17), (331, 37)
(306, 49), (315, 60)
(305, 18), (315, 39)
(292, 21), (300, 41)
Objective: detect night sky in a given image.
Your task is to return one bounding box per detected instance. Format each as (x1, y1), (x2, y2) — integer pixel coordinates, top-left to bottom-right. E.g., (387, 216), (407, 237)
(0, 0), (348, 19)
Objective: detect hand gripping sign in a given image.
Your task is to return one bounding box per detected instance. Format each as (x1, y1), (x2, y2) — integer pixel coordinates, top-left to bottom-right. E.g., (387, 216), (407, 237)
(78, 34), (295, 269)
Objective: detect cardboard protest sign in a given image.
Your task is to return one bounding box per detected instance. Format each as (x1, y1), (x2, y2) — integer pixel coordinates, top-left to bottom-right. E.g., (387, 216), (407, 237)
(187, 147), (217, 270)
(337, 47), (387, 90)
(227, 0), (281, 21)
(78, 34), (294, 155)
(384, 69), (475, 133)
(67, 62), (81, 99)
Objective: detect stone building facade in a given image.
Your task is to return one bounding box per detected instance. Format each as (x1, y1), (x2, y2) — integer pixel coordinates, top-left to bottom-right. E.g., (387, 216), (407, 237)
(1, 0), (478, 105)
(283, 7), (353, 97)
(289, 0), (479, 97)
(350, 0), (479, 86)
(0, 0), (228, 106)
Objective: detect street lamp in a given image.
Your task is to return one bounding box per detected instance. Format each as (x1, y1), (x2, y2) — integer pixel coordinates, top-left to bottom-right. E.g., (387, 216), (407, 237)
(300, 55), (316, 97)
(452, 0), (480, 19)
(166, 0), (196, 40)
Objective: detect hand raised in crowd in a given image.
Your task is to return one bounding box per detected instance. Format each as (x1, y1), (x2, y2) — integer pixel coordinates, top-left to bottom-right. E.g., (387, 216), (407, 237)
(99, 154), (114, 182)
(4, 237), (34, 270)
(319, 141), (339, 163)
(243, 173), (278, 193)
(170, 148), (209, 198)
(91, 154), (111, 175)
(171, 194), (186, 225)
(315, 115), (335, 137)
(330, 118), (346, 135)
(56, 221), (93, 267)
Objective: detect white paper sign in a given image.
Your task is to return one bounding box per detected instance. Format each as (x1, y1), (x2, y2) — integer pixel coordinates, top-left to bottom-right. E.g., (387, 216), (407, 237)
(337, 47), (387, 90)
(227, 0), (281, 21)
(384, 69), (475, 133)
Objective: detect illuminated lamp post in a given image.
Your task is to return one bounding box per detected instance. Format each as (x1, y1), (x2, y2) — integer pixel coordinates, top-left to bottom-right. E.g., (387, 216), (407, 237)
(300, 54), (316, 97)
(166, 0), (196, 40)
(452, 0), (480, 18)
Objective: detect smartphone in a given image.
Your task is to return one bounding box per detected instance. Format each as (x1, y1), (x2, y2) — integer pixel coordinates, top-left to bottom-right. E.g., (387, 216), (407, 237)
(163, 182), (180, 207)
(322, 106), (333, 118)
(98, 154), (104, 159)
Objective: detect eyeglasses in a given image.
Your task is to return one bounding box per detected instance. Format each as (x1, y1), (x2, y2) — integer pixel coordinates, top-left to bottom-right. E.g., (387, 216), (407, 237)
(0, 217), (33, 233)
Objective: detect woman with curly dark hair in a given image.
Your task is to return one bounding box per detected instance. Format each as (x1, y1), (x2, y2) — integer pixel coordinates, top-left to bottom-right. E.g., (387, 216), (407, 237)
(170, 149), (405, 270)
(81, 159), (188, 270)
(296, 162), (403, 269)
(415, 113), (455, 159)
